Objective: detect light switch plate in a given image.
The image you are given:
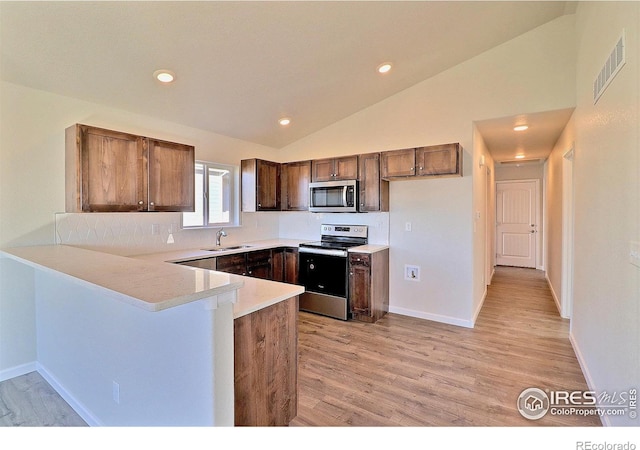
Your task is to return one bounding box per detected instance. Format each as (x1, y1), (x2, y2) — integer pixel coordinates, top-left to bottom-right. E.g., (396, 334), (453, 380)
(630, 241), (640, 268)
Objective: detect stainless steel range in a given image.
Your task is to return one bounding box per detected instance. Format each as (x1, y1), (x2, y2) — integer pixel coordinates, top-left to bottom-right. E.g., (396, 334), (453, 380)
(298, 224), (368, 320)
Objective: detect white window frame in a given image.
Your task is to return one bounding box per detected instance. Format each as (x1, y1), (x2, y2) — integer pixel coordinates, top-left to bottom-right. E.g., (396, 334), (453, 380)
(182, 160), (240, 229)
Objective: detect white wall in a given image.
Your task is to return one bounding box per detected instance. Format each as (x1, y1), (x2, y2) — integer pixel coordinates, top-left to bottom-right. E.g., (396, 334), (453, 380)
(544, 114), (575, 315)
(571, 2), (639, 426)
(279, 14), (577, 326)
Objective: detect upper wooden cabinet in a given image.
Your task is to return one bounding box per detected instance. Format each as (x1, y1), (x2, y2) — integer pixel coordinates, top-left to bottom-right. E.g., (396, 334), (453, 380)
(358, 153), (389, 212)
(311, 155), (358, 182)
(147, 139), (196, 212)
(381, 143), (462, 180)
(380, 148), (416, 179)
(281, 160), (311, 211)
(416, 143), (461, 177)
(241, 159), (281, 211)
(65, 124), (194, 212)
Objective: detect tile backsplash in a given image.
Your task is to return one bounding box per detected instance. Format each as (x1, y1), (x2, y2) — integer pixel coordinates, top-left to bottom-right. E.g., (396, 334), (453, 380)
(55, 211), (389, 256)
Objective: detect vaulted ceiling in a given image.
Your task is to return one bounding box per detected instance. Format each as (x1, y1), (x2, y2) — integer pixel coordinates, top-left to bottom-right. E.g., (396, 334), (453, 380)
(1, 1), (575, 153)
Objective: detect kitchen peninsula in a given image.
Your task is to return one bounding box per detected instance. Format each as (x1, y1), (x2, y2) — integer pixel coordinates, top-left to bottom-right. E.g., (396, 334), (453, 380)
(0, 244), (303, 426)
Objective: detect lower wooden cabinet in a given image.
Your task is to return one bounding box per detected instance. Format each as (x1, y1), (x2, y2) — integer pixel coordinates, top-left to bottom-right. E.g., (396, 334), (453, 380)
(349, 249), (389, 323)
(234, 295), (298, 426)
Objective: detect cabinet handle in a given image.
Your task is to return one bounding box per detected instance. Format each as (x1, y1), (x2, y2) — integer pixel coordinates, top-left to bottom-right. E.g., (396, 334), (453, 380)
(138, 200), (144, 205)
(149, 201), (154, 206)
(258, 203), (261, 207)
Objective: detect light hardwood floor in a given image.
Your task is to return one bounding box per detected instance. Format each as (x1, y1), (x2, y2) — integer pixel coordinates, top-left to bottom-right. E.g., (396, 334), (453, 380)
(0, 371), (86, 426)
(290, 266), (601, 426)
(0, 266), (599, 427)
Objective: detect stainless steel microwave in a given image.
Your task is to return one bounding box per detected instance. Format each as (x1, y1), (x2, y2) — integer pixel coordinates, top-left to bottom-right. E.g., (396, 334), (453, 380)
(309, 180), (358, 213)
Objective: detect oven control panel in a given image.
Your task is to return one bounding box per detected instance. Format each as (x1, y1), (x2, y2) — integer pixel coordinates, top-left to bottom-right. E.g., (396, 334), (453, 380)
(320, 224), (368, 239)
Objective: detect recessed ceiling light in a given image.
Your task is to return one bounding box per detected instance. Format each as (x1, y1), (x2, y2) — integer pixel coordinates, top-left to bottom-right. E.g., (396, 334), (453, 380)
(513, 124), (529, 131)
(278, 117), (291, 126)
(377, 63), (392, 74)
(515, 154), (526, 159)
(153, 70), (175, 83)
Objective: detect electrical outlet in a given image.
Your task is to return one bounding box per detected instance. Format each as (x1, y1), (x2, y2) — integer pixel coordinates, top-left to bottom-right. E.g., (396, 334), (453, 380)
(405, 222), (412, 232)
(112, 381), (120, 404)
(404, 264), (420, 281)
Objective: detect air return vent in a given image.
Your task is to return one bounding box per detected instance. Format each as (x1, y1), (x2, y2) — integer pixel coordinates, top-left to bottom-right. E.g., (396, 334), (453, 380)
(593, 30), (626, 104)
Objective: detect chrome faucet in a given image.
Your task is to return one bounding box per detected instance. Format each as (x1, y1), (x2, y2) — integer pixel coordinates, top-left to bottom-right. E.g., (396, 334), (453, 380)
(215, 228), (227, 246)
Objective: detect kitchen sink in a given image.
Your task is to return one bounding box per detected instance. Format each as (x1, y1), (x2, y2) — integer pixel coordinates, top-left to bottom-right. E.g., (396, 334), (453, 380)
(202, 245), (253, 252)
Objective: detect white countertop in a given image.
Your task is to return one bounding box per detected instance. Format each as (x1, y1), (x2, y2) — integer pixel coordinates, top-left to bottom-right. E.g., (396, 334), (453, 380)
(130, 239), (306, 318)
(1, 238), (384, 316)
(132, 238), (305, 263)
(348, 244), (389, 254)
(1, 245), (245, 312)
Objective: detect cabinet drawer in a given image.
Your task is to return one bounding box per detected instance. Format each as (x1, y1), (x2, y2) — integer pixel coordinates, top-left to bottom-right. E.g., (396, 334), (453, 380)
(349, 253), (370, 267)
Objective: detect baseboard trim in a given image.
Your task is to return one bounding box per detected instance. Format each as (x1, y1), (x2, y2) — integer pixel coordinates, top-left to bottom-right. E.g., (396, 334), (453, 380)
(545, 273), (562, 316)
(389, 305), (474, 328)
(471, 286), (488, 326)
(569, 332), (606, 426)
(0, 361), (37, 383)
(36, 363), (102, 426)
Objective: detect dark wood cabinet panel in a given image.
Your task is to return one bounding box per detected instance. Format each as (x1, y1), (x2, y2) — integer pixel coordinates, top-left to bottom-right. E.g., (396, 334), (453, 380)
(234, 295), (298, 426)
(147, 139), (195, 212)
(358, 152), (389, 212)
(380, 148), (416, 179)
(241, 159), (281, 212)
(349, 250), (389, 323)
(281, 161), (311, 211)
(246, 249), (272, 280)
(311, 156), (358, 182)
(66, 124), (194, 213)
(216, 253), (247, 275)
(68, 125), (146, 212)
(271, 248), (285, 282)
(284, 248), (299, 285)
(416, 143), (461, 177)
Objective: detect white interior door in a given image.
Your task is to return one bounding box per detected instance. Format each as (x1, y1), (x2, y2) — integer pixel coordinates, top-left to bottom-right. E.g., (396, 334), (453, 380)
(496, 180), (538, 268)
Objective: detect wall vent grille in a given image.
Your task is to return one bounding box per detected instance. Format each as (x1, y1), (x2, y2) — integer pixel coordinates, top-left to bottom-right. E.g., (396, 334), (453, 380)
(593, 30), (626, 104)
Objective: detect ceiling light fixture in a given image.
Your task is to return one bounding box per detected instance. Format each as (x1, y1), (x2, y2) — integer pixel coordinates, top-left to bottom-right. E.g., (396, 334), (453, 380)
(515, 155), (526, 159)
(153, 70), (175, 83)
(513, 124), (529, 131)
(278, 117), (291, 126)
(377, 63), (392, 74)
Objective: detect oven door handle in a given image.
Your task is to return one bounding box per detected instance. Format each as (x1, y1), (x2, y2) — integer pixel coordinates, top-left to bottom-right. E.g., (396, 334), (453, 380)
(298, 247), (348, 257)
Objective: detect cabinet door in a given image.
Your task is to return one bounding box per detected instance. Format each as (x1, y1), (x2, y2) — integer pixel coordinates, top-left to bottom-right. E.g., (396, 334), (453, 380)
(147, 139), (195, 212)
(76, 125), (147, 212)
(416, 143), (461, 177)
(333, 156), (359, 180)
(358, 153), (388, 212)
(381, 148), (416, 179)
(311, 158), (335, 182)
(246, 250), (272, 279)
(216, 253), (247, 275)
(256, 160), (281, 210)
(284, 248), (299, 285)
(281, 161), (311, 211)
(349, 253), (371, 317)
(271, 248), (285, 282)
